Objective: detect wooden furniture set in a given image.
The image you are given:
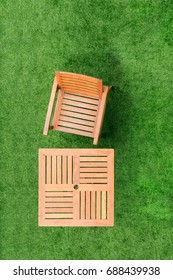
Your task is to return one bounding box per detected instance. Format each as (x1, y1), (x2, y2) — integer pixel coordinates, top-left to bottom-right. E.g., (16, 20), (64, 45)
(39, 72), (114, 227)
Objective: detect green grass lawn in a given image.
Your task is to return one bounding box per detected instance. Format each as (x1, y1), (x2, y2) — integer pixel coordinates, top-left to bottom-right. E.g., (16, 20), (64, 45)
(1, 0), (173, 260)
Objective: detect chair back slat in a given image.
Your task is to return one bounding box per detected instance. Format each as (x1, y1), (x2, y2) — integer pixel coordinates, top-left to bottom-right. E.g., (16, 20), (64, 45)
(56, 72), (102, 98)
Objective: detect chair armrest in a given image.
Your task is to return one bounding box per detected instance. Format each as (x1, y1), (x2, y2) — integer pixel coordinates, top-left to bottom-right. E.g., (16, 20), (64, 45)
(93, 85), (111, 145)
(43, 76), (58, 135)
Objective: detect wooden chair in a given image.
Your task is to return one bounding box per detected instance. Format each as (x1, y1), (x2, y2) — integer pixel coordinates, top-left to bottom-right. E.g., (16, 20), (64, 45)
(43, 72), (112, 145)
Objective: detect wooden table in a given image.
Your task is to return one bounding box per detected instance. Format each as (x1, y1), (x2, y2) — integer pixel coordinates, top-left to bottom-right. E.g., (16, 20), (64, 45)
(39, 149), (114, 226)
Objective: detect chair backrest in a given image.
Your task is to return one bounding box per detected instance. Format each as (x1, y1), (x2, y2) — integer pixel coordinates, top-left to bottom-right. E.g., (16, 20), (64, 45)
(56, 72), (103, 98)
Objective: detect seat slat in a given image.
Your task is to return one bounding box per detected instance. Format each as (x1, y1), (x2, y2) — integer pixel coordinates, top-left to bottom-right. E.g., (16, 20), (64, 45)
(62, 99), (98, 111)
(57, 126), (93, 138)
(59, 115), (94, 127)
(61, 104), (97, 116)
(58, 120), (94, 132)
(60, 110), (96, 121)
(63, 93), (99, 105)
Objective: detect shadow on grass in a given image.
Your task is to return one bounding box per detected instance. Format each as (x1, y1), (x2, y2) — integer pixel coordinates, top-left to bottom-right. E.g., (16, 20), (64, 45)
(63, 50), (132, 146)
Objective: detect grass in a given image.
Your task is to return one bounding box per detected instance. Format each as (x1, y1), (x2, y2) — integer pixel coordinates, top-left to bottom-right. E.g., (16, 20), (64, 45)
(1, 0), (173, 260)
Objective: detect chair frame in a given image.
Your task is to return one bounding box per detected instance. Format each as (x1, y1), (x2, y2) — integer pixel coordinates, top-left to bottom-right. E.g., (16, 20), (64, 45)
(43, 72), (112, 145)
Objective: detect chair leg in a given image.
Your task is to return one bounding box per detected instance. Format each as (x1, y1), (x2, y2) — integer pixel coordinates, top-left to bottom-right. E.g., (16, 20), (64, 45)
(93, 137), (98, 145)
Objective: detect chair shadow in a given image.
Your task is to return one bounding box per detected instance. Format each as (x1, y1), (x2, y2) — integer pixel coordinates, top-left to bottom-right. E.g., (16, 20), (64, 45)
(62, 50), (132, 146)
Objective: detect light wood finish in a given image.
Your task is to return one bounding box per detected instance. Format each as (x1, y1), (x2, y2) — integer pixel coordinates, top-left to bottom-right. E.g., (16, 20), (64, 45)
(43, 76), (58, 135)
(61, 104), (97, 116)
(46, 156), (51, 184)
(59, 115), (94, 127)
(60, 110), (96, 121)
(68, 155), (73, 184)
(79, 178), (107, 184)
(56, 126), (93, 138)
(43, 72), (112, 144)
(80, 167), (107, 173)
(45, 208), (73, 213)
(52, 90), (64, 128)
(80, 173), (107, 178)
(62, 98), (98, 111)
(102, 191), (107, 219)
(39, 149), (114, 226)
(80, 161), (107, 167)
(96, 191), (101, 219)
(80, 191), (85, 220)
(80, 156), (107, 162)
(93, 86), (111, 145)
(63, 93), (99, 105)
(58, 120), (94, 132)
(52, 155), (56, 185)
